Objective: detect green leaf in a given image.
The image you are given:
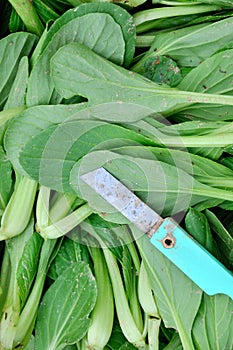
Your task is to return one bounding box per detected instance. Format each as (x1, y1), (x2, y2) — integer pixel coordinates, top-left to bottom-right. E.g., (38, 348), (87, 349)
(48, 237), (82, 280)
(141, 55), (182, 87)
(162, 332), (182, 350)
(34, 262), (97, 350)
(9, 7), (25, 32)
(115, 145), (233, 182)
(51, 42), (233, 114)
(0, 147), (13, 210)
(80, 215), (128, 254)
(133, 17), (233, 70)
(187, 147), (223, 161)
(122, 246), (143, 333)
(40, 2), (135, 67)
(33, 0), (59, 23)
(17, 119), (153, 193)
(158, 120), (230, 137)
(134, 230), (202, 350)
(224, 144), (233, 155)
(26, 2), (135, 106)
(17, 232), (43, 307)
(133, 4), (222, 33)
(179, 49), (233, 95)
(204, 209), (233, 268)
(0, 32), (37, 109)
(192, 294), (233, 350)
(4, 103), (87, 174)
(219, 201), (233, 210)
(185, 208), (218, 257)
(4, 56), (28, 110)
(220, 157), (233, 170)
(177, 49), (233, 121)
(174, 104), (233, 121)
(193, 198), (224, 212)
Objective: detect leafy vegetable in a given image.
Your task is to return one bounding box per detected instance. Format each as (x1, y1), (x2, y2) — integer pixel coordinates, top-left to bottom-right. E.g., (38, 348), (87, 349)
(177, 49), (233, 121)
(0, 1), (233, 349)
(141, 55), (183, 87)
(26, 3), (136, 106)
(133, 17), (233, 70)
(34, 262), (97, 350)
(192, 294), (233, 350)
(0, 32), (37, 109)
(185, 207), (218, 257)
(48, 237), (83, 279)
(205, 209), (233, 268)
(133, 4), (221, 33)
(51, 42), (233, 115)
(4, 56), (28, 110)
(87, 247), (114, 349)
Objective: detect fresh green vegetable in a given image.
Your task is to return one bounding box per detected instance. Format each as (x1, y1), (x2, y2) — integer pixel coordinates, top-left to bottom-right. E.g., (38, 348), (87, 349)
(87, 247), (114, 349)
(34, 262), (97, 350)
(0, 1), (233, 349)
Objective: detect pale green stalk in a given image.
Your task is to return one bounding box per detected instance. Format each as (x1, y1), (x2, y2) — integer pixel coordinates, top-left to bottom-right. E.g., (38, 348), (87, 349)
(197, 177), (233, 189)
(138, 261), (159, 318)
(0, 249), (10, 321)
(136, 35), (155, 48)
(126, 253), (144, 333)
(87, 247), (114, 349)
(102, 248), (146, 348)
(0, 177), (37, 240)
(126, 241), (141, 272)
(0, 264), (20, 349)
(77, 337), (87, 350)
(148, 318), (161, 350)
(153, 0), (202, 5)
(48, 193), (77, 223)
(39, 203), (92, 239)
(8, 0), (43, 36)
(36, 186), (50, 230)
(208, 122), (233, 134)
(36, 188), (77, 230)
(133, 4), (220, 32)
(161, 133), (233, 147)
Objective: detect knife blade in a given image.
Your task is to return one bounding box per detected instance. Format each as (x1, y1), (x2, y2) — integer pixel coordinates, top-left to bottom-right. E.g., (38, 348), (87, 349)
(81, 167), (233, 299)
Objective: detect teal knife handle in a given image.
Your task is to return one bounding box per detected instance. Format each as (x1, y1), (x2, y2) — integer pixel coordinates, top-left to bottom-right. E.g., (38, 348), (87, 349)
(150, 218), (233, 299)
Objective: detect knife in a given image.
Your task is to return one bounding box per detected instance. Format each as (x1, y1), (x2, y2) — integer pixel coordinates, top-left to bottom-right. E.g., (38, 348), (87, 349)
(81, 167), (233, 299)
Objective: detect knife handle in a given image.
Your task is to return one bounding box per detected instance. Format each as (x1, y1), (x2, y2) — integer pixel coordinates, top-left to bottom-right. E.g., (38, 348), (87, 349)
(150, 218), (233, 299)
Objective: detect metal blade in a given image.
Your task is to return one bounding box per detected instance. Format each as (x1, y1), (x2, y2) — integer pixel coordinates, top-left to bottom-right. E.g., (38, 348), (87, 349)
(81, 167), (162, 235)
